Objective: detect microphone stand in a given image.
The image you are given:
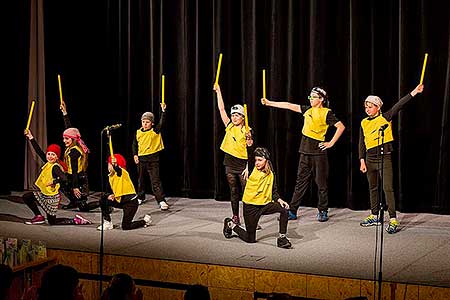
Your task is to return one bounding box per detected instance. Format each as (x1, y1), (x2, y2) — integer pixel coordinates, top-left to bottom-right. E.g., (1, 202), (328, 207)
(98, 128), (109, 296)
(376, 127), (386, 300)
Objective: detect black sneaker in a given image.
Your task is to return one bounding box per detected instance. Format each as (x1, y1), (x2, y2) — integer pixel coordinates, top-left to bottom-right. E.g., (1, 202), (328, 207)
(277, 236), (292, 249)
(61, 201), (77, 210)
(223, 218), (233, 239)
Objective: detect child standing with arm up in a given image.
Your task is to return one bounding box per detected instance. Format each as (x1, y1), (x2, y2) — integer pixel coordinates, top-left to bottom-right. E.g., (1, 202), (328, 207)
(132, 103), (169, 210)
(214, 83), (253, 225)
(261, 87), (345, 222)
(359, 84), (424, 233)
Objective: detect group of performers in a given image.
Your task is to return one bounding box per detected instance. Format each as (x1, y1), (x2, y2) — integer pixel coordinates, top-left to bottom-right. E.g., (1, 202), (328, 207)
(22, 67), (424, 249)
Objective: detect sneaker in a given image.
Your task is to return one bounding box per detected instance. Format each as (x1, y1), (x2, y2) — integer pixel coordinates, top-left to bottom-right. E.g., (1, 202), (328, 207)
(386, 219), (399, 234)
(97, 220), (114, 230)
(74, 214), (92, 225)
(317, 211), (329, 222)
(159, 201), (169, 211)
(287, 210), (298, 221)
(25, 215), (45, 225)
(223, 218), (233, 239)
(232, 215), (241, 225)
(277, 236), (292, 249)
(144, 214), (152, 227)
(360, 215), (381, 227)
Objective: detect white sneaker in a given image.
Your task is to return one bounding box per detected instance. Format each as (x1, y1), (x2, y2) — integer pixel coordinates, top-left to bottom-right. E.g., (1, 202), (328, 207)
(144, 214), (152, 227)
(159, 201), (169, 211)
(97, 220), (114, 231)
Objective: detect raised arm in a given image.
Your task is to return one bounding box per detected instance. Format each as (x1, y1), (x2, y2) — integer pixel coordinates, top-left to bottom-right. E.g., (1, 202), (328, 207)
(60, 101), (72, 128)
(385, 84), (424, 120)
(213, 83), (231, 126)
(24, 130), (46, 162)
(154, 102), (166, 134)
(261, 98), (302, 113)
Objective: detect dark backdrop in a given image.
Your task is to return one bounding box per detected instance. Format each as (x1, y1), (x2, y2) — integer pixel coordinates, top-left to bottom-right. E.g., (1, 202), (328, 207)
(6, 0), (450, 214)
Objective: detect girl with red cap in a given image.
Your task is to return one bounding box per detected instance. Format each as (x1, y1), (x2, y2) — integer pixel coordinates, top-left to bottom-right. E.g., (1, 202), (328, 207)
(23, 130), (91, 225)
(60, 101), (99, 212)
(98, 154), (151, 230)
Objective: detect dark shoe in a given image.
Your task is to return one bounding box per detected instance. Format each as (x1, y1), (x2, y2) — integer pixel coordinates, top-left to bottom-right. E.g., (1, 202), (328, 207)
(317, 211), (329, 222)
(61, 201), (77, 210)
(223, 218), (233, 239)
(277, 236), (292, 249)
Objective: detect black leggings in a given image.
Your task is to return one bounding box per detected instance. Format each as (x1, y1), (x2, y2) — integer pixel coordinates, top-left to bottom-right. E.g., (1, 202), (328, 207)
(233, 202), (288, 243)
(100, 194), (146, 230)
(22, 192), (75, 225)
(226, 172), (247, 216)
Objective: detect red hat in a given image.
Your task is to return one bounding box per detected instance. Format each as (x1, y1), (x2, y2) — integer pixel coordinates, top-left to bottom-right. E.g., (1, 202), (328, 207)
(46, 144), (61, 158)
(108, 154), (127, 169)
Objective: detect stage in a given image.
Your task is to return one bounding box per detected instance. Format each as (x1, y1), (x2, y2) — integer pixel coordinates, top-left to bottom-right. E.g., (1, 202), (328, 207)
(1, 193), (449, 290)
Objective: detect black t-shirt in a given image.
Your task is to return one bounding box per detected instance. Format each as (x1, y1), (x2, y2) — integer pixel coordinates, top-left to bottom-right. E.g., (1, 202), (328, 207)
(298, 105), (340, 155)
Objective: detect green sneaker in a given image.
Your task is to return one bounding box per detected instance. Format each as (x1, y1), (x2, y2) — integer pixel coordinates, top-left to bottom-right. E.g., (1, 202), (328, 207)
(360, 215), (381, 227)
(386, 219), (399, 234)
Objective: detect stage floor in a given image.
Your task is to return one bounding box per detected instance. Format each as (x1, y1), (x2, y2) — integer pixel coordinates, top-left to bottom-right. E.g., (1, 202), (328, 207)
(1, 193), (449, 288)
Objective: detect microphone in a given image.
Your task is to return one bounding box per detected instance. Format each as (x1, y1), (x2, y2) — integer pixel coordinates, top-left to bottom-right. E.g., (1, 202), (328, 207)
(102, 123), (122, 132)
(379, 124), (389, 131)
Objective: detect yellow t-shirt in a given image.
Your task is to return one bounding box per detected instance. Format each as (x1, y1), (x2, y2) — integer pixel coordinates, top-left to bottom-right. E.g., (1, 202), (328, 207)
(302, 107), (330, 141)
(108, 168), (136, 203)
(35, 162), (62, 196)
(242, 167), (274, 206)
(136, 129), (164, 156)
(361, 115), (394, 150)
(220, 123), (248, 159)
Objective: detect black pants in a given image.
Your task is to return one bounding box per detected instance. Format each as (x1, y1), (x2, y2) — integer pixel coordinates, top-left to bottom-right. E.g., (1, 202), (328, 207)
(100, 194), (146, 230)
(290, 153), (329, 213)
(233, 202), (288, 243)
(137, 160), (165, 203)
(226, 172), (247, 217)
(22, 192), (75, 225)
(366, 154), (396, 218)
(63, 173), (99, 212)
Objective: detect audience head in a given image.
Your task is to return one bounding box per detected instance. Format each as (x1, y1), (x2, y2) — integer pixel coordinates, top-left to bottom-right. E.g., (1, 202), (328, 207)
(184, 284), (210, 300)
(38, 264), (81, 300)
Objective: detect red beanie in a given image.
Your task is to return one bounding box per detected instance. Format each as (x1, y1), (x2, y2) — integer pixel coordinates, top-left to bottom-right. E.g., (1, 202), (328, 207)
(46, 144), (61, 158)
(108, 154), (127, 169)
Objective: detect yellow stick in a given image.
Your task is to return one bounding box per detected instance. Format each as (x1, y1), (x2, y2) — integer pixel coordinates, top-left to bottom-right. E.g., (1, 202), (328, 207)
(161, 75), (165, 104)
(25, 100), (36, 131)
(57, 74), (64, 105)
(262, 69), (266, 98)
(419, 53), (428, 84)
(214, 53), (223, 85)
(244, 104), (249, 133)
(109, 135), (114, 157)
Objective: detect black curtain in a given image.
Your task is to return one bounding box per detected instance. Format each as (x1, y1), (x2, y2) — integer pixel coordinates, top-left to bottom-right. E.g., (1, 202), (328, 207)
(9, 0), (450, 214)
